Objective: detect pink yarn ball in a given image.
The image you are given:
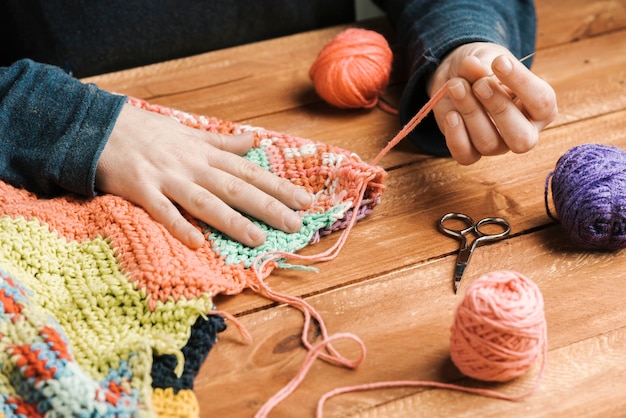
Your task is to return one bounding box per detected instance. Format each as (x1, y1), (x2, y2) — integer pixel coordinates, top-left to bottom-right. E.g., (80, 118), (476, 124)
(449, 270), (547, 382)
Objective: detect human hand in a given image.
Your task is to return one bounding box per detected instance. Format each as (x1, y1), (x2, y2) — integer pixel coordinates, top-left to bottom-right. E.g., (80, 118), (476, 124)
(428, 42), (558, 165)
(96, 104), (313, 249)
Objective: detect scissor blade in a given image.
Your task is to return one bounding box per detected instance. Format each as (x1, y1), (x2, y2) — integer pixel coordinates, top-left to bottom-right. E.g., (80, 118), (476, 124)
(453, 262), (466, 294)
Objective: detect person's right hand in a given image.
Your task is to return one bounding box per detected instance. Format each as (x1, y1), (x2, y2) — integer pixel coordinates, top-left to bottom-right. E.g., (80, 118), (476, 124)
(428, 42), (558, 165)
(96, 103), (314, 249)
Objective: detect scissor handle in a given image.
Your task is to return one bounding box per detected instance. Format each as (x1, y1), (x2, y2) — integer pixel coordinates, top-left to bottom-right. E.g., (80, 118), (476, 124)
(438, 213), (511, 242)
(473, 217), (511, 242)
(438, 212), (476, 238)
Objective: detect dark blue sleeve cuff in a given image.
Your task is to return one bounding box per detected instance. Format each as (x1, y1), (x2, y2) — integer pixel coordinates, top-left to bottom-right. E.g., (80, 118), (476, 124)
(0, 59), (126, 196)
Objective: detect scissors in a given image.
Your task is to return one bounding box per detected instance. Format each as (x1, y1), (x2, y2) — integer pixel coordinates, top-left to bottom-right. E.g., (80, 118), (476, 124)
(438, 212), (511, 293)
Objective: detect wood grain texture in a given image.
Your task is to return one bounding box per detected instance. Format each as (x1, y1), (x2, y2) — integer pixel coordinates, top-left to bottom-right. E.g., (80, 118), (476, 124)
(198, 228), (626, 417)
(82, 1), (626, 416)
(536, 0), (626, 48)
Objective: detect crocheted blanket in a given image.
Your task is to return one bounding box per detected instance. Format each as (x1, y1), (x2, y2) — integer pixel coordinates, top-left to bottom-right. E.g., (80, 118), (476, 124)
(0, 98), (386, 417)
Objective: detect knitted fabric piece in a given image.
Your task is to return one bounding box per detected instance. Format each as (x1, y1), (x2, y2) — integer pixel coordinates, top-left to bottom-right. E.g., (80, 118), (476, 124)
(0, 98), (386, 416)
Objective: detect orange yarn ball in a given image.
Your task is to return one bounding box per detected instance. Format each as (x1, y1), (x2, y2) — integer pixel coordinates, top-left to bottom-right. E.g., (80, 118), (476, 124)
(309, 28), (393, 109)
(449, 270), (547, 382)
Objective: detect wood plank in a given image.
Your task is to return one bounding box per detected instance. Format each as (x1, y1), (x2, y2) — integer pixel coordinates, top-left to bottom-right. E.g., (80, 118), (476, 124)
(213, 109), (626, 316)
(197, 228), (626, 417)
(532, 29), (626, 127)
(536, 0), (626, 48)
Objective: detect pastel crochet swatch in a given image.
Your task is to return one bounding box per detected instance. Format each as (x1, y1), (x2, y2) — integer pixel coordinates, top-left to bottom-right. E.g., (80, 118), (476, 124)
(0, 98), (386, 416)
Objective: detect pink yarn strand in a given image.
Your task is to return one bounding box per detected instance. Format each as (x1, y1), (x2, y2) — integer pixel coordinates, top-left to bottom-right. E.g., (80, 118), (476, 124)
(255, 333), (366, 418)
(246, 178), (373, 417)
(316, 346), (547, 418)
(210, 310), (252, 344)
(370, 82), (448, 166)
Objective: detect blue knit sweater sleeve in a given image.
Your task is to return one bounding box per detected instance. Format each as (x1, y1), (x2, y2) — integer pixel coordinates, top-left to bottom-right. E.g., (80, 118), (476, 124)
(0, 59), (126, 196)
(375, 0), (537, 156)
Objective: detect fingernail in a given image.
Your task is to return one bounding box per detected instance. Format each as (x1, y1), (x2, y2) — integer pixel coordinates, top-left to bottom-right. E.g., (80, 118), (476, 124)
(295, 189), (314, 208)
(446, 112), (460, 128)
(494, 56), (513, 75)
(284, 211), (302, 232)
(247, 224), (266, 244)
(448, 81), (466, 100)
(474, 79), (493, 100)
(188, 229), (206, 248)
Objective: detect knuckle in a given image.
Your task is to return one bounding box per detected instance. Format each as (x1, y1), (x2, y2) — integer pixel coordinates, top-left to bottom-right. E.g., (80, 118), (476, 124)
(458, 103), (483, 121)
(213, 133), (228, 148)
(223, 176), (248, 198)
(237, 161), (265, 183)
(475, 138), (504, 156)
(535, 89), (558, 119)
(166, 215), (190, 235)
(264, 197), (287, 215)
(188, 188), (215, 209)
(471, 128), (511, 155)
(510, 129), (539, 154)
(490, 99), (510, 119)
(223, 211), (249, 231)
(150, 196), (174, 214)
(270, 177), (294, 198)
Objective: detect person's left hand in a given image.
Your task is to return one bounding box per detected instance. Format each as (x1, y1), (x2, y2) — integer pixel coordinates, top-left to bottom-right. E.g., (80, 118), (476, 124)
(428, 42), (558, 165)
(96, 104), (313, 249)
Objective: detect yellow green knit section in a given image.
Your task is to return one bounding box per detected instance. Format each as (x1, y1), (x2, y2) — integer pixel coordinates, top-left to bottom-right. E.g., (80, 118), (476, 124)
(0, 215), (214, 381)
(152, 388), (200, 418)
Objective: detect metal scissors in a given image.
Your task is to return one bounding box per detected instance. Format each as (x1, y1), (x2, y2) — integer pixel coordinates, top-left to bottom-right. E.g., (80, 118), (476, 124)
(438, 212), (511, 293)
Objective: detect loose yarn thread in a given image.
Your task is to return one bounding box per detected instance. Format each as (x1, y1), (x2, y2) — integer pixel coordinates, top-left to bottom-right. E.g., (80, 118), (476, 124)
(309, 28), (395, 113)
(545, 143), (626, 250)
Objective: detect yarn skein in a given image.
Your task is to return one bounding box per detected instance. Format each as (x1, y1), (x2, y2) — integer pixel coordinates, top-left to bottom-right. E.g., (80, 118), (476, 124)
(450, 270), (547, 383)
(309, 28), (393, 109)
(546, 143), (626, 250)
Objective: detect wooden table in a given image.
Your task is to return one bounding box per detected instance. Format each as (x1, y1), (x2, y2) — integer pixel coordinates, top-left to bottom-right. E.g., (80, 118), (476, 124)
(85, 1), (626, 416)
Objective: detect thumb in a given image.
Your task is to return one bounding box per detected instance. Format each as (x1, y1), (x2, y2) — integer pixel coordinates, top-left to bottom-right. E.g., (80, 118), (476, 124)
(456, 55), (492, 83)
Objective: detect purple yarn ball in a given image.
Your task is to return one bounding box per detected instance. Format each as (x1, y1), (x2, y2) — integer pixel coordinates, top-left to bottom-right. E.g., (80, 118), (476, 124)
(549, 144), (626, 250)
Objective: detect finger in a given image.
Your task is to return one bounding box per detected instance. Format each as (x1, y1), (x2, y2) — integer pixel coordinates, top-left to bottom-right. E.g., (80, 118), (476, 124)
(472, 76), (539, 153)
(197, 167), (304, 232)
(208, 151), (313, 211)
(492, 55), (558, 126)
(204, 131), (256, 156)
(443, 110), (481, 165)
(164, 178), (270, 248)
(432, 86), (482, 163)
(456, 55), (492, 83)
(446, 78), (507, 156)
(136, 185), (209, 249)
